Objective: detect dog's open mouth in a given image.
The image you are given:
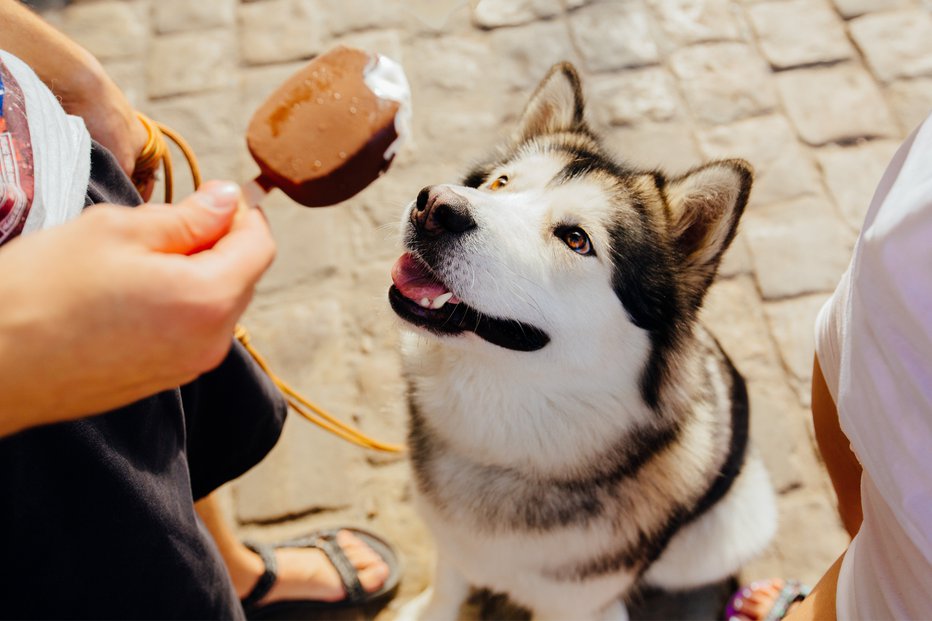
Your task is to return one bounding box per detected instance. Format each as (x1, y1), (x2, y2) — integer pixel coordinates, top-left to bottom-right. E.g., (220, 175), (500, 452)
(389, 253), (550, 352)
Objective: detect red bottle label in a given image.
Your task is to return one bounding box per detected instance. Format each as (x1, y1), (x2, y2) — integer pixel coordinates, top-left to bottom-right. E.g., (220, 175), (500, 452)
(0, 58), (36, 245)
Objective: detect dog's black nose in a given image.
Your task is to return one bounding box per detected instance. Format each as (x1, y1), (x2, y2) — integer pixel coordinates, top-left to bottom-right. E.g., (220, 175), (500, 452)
(412, 185), (477, 237)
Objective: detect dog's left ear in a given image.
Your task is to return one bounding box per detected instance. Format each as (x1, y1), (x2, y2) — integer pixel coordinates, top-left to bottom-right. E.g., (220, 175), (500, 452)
(664, 159), (752, 298)
(512, 62), (586, 144)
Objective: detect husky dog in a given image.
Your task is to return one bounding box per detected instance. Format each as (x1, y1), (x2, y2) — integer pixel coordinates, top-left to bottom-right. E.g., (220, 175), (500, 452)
(389, 63), (777, 621)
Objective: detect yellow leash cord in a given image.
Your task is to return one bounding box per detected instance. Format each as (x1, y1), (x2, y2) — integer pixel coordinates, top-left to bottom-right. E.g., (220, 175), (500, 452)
(234, 326), (405, 453)
(133, 113), (405, 454)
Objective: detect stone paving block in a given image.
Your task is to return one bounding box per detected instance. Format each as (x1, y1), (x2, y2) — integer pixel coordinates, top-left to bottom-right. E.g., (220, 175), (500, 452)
(234, 372), (365, 522)
(472, 0), (562, 28)
(702, 276), (784, 384)
(849, 10), (932, 83)
(234, 298), (367, 523)
(323, 0), (407, 36)
(776, 64), (899, 145)
(588, 68), (682, 126)
(718, 231), (753, 278)
(400, 0), (473, 31)
(238, 0), (326, 65)
(99, 59), (147, 108)
(647, 0), (743, 48)
(743, 197), (856, 299)
(60, 0), (148, 60)
(145, 91), (239, 156)
(832, 0), (917, 19)
(816, 139), (900, 231)
(153, 0), (235, 34)
(763, 294), (831, 406)
(886, 78), (932, 133)
(697, 115), (822, 208)
(606, 123), (704, 174)
(254, 191), (356, 296)
(746, 379), (810, 493)
(408, 35), (493, 92)
(147, 30), (236, 98)
(338, 29), (404, 66)
(425, 94), (504, 143)
(670, 43), (776, 124)
(747, 0), (854, 69)
(490, 20), (579, 91)
(569, 2), (660, 73)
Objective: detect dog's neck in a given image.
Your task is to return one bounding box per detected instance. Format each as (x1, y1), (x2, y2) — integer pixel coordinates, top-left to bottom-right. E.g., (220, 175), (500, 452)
(401, 331), (695, 476)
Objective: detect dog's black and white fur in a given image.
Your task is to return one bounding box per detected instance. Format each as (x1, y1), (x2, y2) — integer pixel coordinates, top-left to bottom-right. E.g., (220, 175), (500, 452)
(389, 63), (777, 621)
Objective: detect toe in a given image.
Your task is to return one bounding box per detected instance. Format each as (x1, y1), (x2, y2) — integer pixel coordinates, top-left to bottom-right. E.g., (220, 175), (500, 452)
(344, 545), (382, 567)
(731, 578), (786, 621)
(356, 560), (390, 593)
(335, 530), (388, 569)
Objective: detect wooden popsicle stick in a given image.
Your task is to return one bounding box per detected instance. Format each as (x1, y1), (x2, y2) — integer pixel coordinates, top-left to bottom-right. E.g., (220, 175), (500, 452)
(240, 177), (269, 211)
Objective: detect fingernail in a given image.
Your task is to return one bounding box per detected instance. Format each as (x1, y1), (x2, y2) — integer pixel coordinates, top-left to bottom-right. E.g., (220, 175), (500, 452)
(196, 181), (240, 210)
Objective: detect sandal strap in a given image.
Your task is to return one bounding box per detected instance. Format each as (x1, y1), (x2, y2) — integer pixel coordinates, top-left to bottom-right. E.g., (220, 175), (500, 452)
(308, 530), (367, 604)
(240, 541), (278, 610)
(763, 580), (810, 621)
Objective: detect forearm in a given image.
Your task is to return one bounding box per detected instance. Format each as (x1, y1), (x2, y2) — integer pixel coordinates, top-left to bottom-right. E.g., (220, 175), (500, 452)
(0, 1), (145, 176)
(0, 1), (109, 109)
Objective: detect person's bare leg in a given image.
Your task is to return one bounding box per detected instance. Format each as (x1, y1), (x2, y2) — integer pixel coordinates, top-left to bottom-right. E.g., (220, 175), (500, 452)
(731, 356), (857, 621)
(195, 492), (390, 604)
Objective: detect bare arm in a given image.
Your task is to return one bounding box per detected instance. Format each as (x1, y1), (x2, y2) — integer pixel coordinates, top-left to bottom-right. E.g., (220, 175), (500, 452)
(783, 355), (864, 620)
(812, 354), (863, 537)
(0, 0), (146, 176)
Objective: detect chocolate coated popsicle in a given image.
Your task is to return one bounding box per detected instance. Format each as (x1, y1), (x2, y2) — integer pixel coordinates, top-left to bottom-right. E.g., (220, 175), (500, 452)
(245, 46), (410, 207)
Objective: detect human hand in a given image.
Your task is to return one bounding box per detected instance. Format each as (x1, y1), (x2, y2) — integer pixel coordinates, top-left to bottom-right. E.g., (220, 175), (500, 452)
(0, 181), (276, 437)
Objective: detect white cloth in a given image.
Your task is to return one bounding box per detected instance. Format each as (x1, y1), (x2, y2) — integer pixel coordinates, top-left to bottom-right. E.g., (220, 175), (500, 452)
(0, 50), (90, 234)
(815, 115), (932, 620)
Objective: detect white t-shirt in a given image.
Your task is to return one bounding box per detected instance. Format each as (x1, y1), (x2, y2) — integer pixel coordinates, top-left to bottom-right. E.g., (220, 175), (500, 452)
(0, 50), (90, 237)
(815, 115), (932, 620)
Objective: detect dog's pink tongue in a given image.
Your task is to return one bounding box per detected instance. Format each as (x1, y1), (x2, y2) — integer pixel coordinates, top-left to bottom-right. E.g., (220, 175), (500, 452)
(392, 253), (449, 301)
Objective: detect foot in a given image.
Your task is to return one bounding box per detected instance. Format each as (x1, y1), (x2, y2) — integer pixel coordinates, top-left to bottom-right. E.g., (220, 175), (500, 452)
(236, 530), (391, 605)
(727, 579), (802, 621)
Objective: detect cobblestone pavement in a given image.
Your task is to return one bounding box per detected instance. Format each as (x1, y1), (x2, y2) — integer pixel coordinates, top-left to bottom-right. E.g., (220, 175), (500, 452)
(40, 0), (931, 618)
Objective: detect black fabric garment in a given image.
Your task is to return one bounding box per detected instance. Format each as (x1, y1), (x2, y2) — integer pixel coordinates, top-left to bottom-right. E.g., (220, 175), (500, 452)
(0, 143), (287, 619)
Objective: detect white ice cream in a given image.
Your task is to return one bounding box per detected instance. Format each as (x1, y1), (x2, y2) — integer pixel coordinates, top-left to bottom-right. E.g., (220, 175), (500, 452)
(363, 54), (413, 162)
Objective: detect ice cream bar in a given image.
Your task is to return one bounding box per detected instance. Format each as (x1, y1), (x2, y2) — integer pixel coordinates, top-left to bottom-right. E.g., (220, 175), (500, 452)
(245, 46), (411, 208)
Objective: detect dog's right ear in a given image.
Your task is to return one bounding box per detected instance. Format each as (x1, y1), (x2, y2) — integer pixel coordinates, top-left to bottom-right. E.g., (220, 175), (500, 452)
(512, 62), (586, 144)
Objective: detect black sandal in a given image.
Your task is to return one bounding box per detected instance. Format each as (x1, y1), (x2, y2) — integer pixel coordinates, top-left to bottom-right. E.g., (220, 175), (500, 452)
(240, 528), (402, 620)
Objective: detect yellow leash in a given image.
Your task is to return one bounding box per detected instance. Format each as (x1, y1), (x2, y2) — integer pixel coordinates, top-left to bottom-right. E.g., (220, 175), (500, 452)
(133, 112), (405, 454)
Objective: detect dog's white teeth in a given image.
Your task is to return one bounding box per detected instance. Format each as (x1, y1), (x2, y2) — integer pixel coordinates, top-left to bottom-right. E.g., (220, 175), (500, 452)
(431, 292), (454, 309)
(419, 297), (432, 308)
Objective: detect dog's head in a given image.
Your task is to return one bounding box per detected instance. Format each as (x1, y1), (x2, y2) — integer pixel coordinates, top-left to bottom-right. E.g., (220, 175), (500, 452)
(390, 63), (751, 405)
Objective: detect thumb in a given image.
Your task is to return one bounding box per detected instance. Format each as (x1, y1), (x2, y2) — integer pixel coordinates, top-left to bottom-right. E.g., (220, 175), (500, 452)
(144, 181), (242, 254)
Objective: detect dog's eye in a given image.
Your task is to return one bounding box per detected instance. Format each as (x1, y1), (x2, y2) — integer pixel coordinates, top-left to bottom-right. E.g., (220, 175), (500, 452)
(558, 227), (594, 256)
(489, 175), (509, 191)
